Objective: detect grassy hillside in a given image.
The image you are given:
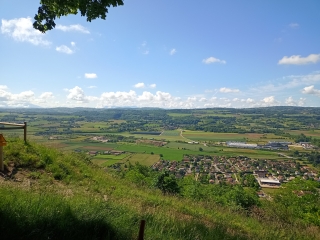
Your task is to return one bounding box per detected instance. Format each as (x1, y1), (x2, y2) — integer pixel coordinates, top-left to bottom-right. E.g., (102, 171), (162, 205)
(0, 139), (319, 240)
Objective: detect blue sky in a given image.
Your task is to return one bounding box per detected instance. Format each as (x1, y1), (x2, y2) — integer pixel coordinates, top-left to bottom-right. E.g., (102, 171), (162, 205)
(1, 0), (320, 108)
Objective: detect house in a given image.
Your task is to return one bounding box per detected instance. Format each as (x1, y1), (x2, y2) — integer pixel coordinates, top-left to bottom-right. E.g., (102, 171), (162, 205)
(88, 151), (98, 156)
(254, 170), (268, 178)
(258, 178), (281, 187)
(110, 150), (125, 155)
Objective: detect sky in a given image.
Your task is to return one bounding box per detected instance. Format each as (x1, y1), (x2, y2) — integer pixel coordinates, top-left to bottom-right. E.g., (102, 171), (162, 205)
(1, 0), (320, 109)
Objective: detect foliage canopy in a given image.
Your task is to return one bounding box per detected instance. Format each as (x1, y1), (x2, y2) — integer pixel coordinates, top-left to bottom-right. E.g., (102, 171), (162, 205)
(33, 0), (124, 33)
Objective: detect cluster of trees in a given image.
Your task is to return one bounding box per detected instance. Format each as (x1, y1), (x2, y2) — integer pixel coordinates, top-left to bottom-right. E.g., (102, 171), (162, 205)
(291, 133), (320, 147)
(307, 152), (320, 166)
(121, 163), (320, 226)
(122, 163), (260, 210)
(240, 173), (260, 190)
(272, 178), (320, 226)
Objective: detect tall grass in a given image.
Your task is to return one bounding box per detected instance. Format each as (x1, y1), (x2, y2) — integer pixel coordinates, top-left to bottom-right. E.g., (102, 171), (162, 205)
(0, 139), (319, 239)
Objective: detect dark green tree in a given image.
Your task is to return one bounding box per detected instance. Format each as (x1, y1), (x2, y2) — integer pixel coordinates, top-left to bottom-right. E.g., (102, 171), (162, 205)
(154, 171), (180, 195)
(34, 0), (124, 33)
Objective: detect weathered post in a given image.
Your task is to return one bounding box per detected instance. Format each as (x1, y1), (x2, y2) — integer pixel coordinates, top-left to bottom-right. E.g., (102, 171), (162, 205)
(0, 134), (7, 172)
(24, 122), (27, 143)
(138, 220), (146, 240)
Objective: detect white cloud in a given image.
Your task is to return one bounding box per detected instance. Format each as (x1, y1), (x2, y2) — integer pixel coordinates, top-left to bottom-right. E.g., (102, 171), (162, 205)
(0, 84), (318, 108)
(260, 96), (280, 106)
(39, 92), (53, 99)
(100, 90), (137, 107)
(285, 96), (306, 106)
(55, 24), (90, 34)
(137, 91), (154, 101)
(56, 45), (74, 54)
(71, 41), (76, 46)
(149, 84), (156, 89)
(246, 98), (254, 103)
(262, 96), (276, 104)
(219, 87), (240, 93)
(85, 73), (98, 79)
(1, 17), (51, 46)
(278, 54), (320, 65)
(289, 23), (299, 28)
(250, 72), (320, 94)
(0, 87), (58, 107)
(298, 98), (306, 106)
(285, 96), (295, 106)
(203, 56), (226, 64)
(88, 86), (97, 89)
(67, 86), (89, 103)
(187, 97), (197, 102)
(34, 92), (54, 104)
(302, 85), (320, 96)
(134, 82), (145, 88)
(143, 50), (149, 55)
(170, 48), (177, 55)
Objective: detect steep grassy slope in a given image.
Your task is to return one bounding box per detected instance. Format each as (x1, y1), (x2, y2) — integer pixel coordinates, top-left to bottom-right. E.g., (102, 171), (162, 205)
(0, 139), (319, 240)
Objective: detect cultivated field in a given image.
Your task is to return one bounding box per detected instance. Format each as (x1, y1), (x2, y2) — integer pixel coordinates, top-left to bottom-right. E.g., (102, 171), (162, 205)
(182, 131), (290, 143)
(126, 153), (160, 166)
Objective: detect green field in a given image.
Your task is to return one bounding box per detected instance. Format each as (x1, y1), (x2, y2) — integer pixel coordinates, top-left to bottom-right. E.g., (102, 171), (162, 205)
(91, 153), (159, 167)
(161, 130), (181, 136)
(92, 154), (130, 160)
(126, 153), (160, 166)
(182, 131), (289, 143)
(287, 130), (320, 139)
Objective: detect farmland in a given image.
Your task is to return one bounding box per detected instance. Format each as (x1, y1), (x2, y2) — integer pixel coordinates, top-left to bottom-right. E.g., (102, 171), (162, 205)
(1, 107), (320, 240)
(0, 107), (319, 166)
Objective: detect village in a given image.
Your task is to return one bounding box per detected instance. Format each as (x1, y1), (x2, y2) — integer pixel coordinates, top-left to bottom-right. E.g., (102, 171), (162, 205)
(151, 155), (320, 188)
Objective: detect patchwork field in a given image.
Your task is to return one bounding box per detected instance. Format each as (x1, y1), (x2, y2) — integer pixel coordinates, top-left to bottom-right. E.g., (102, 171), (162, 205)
(287, 130), (320, 138)
(182, 131), (290, 143)
(91, 153), (159, 167)
(126, 153), (160, 166)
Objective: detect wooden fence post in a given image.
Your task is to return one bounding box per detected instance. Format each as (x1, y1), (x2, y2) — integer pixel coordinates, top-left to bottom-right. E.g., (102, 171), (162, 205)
(138, 220), (146, 240)
(24, 122), (27, 143)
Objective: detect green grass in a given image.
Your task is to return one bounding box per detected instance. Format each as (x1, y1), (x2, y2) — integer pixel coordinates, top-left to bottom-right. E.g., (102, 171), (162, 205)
(1, 139), (320, 240)
(127, 153), (160, 166)
(262, 188), (280, 195)
(92, 154), (130, 160)
(101, 159), (123, 166)
(161, 130), (181, 136)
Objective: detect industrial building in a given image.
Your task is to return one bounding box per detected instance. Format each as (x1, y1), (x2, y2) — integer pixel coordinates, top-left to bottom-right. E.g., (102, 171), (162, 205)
(226, 141), (257, 149)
